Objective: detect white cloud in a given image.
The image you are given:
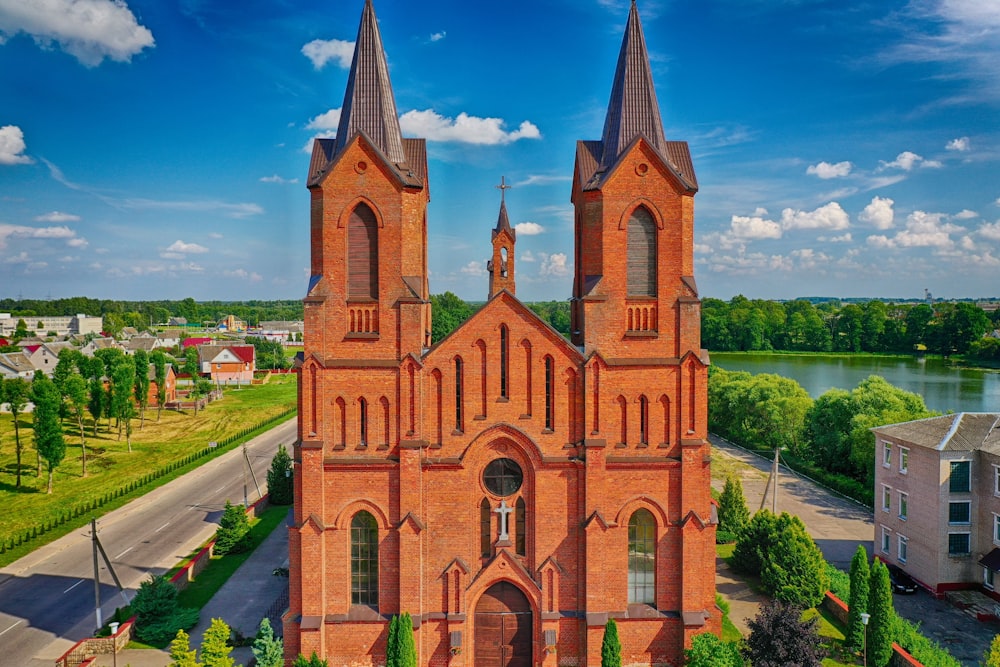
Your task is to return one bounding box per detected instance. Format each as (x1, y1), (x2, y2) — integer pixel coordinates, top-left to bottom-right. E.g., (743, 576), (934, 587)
(460, 260), (486, 277)
(866, 210), (964, 249)
(259, 175), (298, 184)
(514, 222), (544, 236)
(164, 240), (209, 255)
(0, 222), (76, 248)
(0, 125), (32, 165)
(66, 237), (88, 248)
(781, 202), (850, 231)
(398, 110), (541, 145)
(520, 251), (536, 262)
(859, 196), (895, 230)
(806, 160), (852, 179)
(729, 213), (782, 240)
(0, 0), (154, 67)
(223, 268), (262, 282)
(5, 251), (29, 264)
(879, 151), (942, 171)
(954, 209), (978, 220)
(538, 252), (570, 277)
(515, 175), (572, 187)
(790, 248), (831, 269)
(120, 198), (263, 218)
(430, 31), (446, 42)
(33, 210), (79, 222)
(306, 108), (341, 130)
(301, 38), (353, 69)
(979, 221), (1000, 242)
(946, 137), (971, 152)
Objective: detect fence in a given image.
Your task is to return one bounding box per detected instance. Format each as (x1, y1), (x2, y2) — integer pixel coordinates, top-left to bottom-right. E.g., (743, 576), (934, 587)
(822, 592), (924, 667)
(54, 617), (134, 667)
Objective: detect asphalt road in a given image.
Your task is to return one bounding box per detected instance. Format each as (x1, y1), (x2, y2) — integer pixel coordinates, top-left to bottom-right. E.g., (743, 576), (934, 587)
(0, 417), (297, 667)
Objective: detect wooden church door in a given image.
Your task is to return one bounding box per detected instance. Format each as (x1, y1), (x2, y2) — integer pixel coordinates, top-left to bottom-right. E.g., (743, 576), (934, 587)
(474, 582), (532, 667)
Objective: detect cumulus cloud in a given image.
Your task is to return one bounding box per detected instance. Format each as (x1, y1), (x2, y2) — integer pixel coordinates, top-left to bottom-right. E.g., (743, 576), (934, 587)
(224, 268), (262, 282)
(879, 151), (942, 171)
(781, 202), (850, 231)
(399, 110), (541, 145)
(946, 137), (971, 152)
(954, 209), (978, 220)
(429, 31), (446, 42)
(0, 0), (154, 66)
(729, 213), (781, 240)
(538, 252), (570, 277)
(307, 108), (341, 130)
(301, 38), (354, 69)
(164, 240), (208, 255)
(514, 222), (544, 236)
(0, 125), (32, 165)
(34, 210), (80, 223)
(520, 251), (536, 262)
(0, 222), (77, 248)
(66, 237), (88, 248)
(866, 210), (964, 249)
(460, 260), (486, 277)
(806, 161), (853, 179)
(979, 221), (1000, 242)
(859, 196), (895, 230)
(259, 175), (298, 184)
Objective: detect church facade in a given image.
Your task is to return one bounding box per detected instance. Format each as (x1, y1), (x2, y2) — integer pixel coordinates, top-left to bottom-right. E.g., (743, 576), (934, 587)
(284, 1), (719, 665)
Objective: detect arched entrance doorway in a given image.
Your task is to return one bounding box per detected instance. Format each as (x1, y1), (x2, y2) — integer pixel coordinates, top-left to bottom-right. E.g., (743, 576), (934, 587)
(474, 581), (532, 667)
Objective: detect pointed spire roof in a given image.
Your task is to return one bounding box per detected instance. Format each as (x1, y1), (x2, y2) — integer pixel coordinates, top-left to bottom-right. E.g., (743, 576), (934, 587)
(599, 0), (667, 170)
(334, 0), (407, 165)
(493, 176), (515, 240)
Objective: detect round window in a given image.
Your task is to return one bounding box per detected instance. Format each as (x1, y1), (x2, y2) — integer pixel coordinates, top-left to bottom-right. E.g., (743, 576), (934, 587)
(483, 458), (523, 496)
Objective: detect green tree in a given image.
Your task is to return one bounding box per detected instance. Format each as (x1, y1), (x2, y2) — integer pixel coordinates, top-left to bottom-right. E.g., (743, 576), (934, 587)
(293, 653), (328, 667)
(214, 501), (251, 555)
(63, 373), (90, 476)
(430, 292), (474, 343)
(982, 634), (1000, 667)
(13, 318), (29, 340)
(32, 374), (66, 494)
(133, 348), (151, 428)
(199, 618), (235, 667)
(717, 476), (750, 538)
(3, 376), (31, 487)
(184, 346), (200, 379)
(132, 574), (199, 645)
(731, 509), (778, 576)
(87, 372), (107, 436)
(267, 443), (293, 505)
(744, 599), (824, 667)
(399, 612), (417, 667)
(103, 312), (125, 339)
(168, 629), (201, 667)
(759, 513), (828, 608)
(110, 354), (136, 447)
(251, 618), (283, 667)
(846, 545), (870, 652)
(601, 618), (622, 667)
(386, 614), (400, 667)
(868, 559), (895, 667)
(151, 349), (168, 420)
(685, 632), (743, 667)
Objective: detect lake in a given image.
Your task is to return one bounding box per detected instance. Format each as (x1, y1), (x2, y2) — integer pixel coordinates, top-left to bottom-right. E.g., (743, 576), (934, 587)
(710, 352), (1000, 414)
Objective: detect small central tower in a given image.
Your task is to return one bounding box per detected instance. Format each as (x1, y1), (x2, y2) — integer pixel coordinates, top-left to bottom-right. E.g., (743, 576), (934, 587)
(487, 177), (517, 298)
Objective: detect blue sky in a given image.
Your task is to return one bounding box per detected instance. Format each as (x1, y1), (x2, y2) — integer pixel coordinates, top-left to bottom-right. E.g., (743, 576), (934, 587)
(1, 0), (998, 304)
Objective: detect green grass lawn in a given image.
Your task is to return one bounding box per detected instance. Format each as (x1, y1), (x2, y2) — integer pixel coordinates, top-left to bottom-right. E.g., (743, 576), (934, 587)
(0, 377), (296, 565)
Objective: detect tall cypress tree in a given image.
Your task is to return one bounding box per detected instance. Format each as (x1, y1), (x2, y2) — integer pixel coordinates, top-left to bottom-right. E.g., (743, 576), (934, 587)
(718, 475), (751, 536)
(868, 559), (895, 667)
(399, 612), (417, 667)
(385, 614), (400, 667)
(601, 618), (622, 667)
(846, 545), (870, 652)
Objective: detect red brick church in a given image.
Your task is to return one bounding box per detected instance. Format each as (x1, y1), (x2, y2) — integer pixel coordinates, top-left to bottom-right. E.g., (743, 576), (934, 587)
(284, 1), (719, 664)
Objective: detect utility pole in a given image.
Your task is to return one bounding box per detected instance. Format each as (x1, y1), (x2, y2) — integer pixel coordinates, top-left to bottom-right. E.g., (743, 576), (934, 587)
(758, 447), (781, 513)
(92, 518), (102, 630)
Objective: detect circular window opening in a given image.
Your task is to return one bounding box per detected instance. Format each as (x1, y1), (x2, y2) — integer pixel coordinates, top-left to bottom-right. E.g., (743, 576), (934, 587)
(483, 458), (523, 496)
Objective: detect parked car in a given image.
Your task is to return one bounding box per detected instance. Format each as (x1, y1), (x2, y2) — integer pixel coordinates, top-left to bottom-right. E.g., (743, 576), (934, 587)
(887, 564), (918, 594)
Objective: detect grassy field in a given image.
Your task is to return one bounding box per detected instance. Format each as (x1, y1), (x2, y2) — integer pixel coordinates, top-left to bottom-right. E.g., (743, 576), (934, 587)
(0, 376), (296, 564)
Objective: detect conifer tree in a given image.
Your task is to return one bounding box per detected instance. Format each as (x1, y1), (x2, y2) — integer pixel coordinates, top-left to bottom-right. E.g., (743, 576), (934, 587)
(846, 544), (870, 652)
(199, 618), (235, 667)
(983, 634), (1000, 667)
(718, 475), (750, 537)
(601, 618), (622, 667)
(868, 559), (895, 667)
(267, 444), (293, 505)
(168, 629), (201, 667)
(293, 654), (328, 667)
(251, 618), (283, 667)
(760, 513), (828, 608)
(399, 612), (417, 667)
(385, 613), (400, 667)
(214, 501), (251, 555)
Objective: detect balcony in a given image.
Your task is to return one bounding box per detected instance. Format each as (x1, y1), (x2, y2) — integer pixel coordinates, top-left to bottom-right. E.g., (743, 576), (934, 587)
(626, 302), (657, 333)
(349, 304), (379, 334)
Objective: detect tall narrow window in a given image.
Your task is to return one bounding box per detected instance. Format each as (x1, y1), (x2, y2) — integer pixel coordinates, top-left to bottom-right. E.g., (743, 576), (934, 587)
(480, 498), (491, 557)
(627, 207), (656, 297)
(515, 497), (526, 556)
(659, 395), (671, 446)
(380, 396), (390, 447)
(500, 325), (509, 399)
(628, 509), (656, 605)
(522, 340), (532, 417)
(351, 511), (379, 606)
(544, 356), (554, 430)
(618, 396), (628, 445)
(348, 203), (378, 299)
(358, 398), (368, 446)
(455, 357), (464, 432)
(639, 395), (649, 445)
(336, 397), (347, 449)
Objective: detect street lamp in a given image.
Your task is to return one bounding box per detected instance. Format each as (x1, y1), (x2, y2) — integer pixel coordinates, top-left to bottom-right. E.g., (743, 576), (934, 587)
(860, 612), (871, 667)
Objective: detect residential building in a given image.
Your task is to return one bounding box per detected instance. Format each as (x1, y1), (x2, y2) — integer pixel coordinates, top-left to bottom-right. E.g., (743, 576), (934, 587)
(0, 352), (35, 379)
(284, 2), (716, 665)
(197, 344), (255, 385)
(873, 413), (1000, 596)
(0, 313), (101, 337)
(146, 363), (178, 407)
(25, 341), (72, 375)
(80, 337), (121, 357)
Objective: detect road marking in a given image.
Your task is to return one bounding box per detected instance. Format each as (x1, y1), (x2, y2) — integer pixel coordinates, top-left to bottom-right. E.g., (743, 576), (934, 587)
(115, 547), (133, 559)
(0, 620), (22, 636)
(213, 485), (226, 493)
(155, 522), (170, 533)
(63, 579), (85, 594)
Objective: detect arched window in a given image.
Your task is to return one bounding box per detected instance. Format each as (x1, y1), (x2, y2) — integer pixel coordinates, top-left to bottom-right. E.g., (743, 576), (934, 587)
(515, 496), (526, 556)
(544, 356), (554, 430)
(359, 398), (368, 446)
(336, 397), (347, 449)
(379, 396), (390, 447)
(500, 325), (509, 399)
(351, 511), (379, 606)
(628, 509), (656, 605)
(627, 207), (656, 297)
(455, 357), (464, 432)
(639, 395), (649, 445)
(618, 396), (628, 445)
(348, 203), (378, 299)
(480, 498), (491, 558)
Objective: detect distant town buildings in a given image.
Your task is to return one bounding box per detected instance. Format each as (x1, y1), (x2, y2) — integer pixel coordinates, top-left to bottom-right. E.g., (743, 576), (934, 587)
(0, 313), (102, 337)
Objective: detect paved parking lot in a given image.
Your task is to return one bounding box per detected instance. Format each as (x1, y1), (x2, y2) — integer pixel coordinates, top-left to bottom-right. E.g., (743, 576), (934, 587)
(711, 435), (999, 666)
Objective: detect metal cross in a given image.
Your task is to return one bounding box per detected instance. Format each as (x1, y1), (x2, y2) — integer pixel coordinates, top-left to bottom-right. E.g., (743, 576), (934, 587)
(494, 499), (514, 541)
(496, 176), (512, 203)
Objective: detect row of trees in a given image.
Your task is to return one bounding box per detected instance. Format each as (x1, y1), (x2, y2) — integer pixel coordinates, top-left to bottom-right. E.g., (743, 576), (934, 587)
(703, 296), (997, 355)
(709, 368), (933, 493)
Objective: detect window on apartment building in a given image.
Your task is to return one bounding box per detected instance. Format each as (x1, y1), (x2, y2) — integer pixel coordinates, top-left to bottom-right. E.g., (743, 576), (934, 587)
(882, 485), (891, 513)
(898, 492), (908, 520)
(994, 514), (1000, 545)
(949, 501), (971, 525)
(898, 535), (908, 563)
(985, 567), (995, 590)
(881, 526), (891, 554)
(883, 442), (891, 468)
(948, 532), (971, 556)
(994, 465), (1000, 495)
(950, 461), (971, 493)
(899, 446), (909, 473)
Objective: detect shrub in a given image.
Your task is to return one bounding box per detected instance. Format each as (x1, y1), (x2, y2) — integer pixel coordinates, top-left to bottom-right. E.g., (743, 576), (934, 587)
(214, 501), (251, 555)
(685, 632), (744, 667)
(601, 618), (622, 667)
(718, 476), (750, 535)
(731, 510), (778, 575)
(267, 444), (293, 505)
(760, 513), (828, 608)
(716, 530), (738, 544)
(131, 575), (199, 646)
(744, 599), (824, 667)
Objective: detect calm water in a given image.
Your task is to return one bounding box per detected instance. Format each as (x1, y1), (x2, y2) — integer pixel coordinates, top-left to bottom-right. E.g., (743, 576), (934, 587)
(710, 353), (1000, 414)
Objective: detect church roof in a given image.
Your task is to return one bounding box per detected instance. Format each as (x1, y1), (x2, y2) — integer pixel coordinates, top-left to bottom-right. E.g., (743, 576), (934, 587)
(599, 1), (666, 171)
(334, 0), (407, 166)
(492, 200), (515, 240)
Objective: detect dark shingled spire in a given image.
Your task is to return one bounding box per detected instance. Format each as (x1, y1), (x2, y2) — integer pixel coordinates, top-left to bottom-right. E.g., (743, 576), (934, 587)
(493, 199), (515, 239)
(334, 0), (407, 165)
(599, 0), (667, 170)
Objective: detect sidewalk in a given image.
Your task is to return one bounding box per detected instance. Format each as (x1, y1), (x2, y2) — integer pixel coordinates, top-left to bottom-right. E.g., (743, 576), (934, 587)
(89, 509), (290, 667)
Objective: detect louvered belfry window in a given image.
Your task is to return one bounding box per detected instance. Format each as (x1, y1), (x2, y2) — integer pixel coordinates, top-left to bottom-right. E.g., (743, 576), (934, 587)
(627, 207), (656, 297)
(348, 203), (378, 299)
